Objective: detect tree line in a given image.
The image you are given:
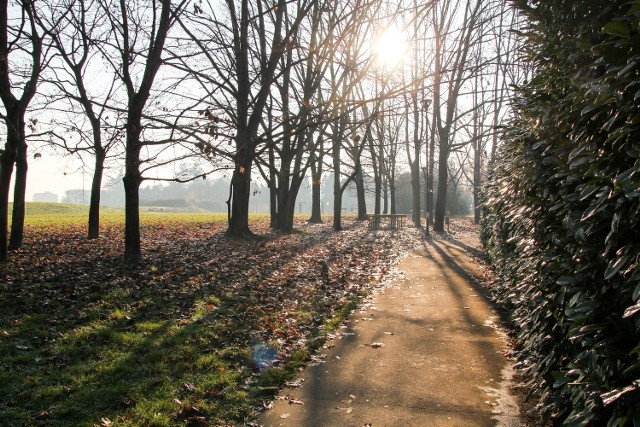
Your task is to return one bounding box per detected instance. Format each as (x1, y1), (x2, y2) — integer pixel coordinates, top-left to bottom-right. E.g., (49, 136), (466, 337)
(0, 0), (519, 262)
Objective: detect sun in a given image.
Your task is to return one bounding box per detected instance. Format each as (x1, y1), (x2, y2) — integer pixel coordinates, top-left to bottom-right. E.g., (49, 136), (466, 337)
(373, 26), (408, 70)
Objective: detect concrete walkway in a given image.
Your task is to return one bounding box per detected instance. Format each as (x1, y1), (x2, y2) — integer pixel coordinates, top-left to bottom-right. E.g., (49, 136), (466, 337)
(259, 236), (521, 427)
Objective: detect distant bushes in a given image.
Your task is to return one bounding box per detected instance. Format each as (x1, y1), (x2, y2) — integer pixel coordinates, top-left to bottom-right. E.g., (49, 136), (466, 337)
(482, 1), (640, 424)
(140, 198), (188, 208)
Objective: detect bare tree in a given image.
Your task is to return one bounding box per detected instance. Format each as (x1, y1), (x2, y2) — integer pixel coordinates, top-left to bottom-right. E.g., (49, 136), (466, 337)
(179, 0), (314, 237)
(95, 0), (188, 261)
(39, 0), (123, 239)
(325, 1), (384, 231)
(431, 0), (488, 232)
(257, 0), (330, 232)
(0, 0), (45, 261)
(267, 0), (383, 230)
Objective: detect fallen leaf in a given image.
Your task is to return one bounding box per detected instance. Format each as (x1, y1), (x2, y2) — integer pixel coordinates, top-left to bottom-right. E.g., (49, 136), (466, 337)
(285, 379), (304, 388)
(262, 400), (275, 410)
(33, 411), (49, 419)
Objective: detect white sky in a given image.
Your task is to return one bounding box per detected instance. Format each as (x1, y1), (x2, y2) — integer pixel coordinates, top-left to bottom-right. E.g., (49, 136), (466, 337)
(10, 153), (86, 202)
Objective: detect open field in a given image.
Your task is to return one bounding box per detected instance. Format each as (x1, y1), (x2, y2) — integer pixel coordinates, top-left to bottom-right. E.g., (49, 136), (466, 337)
(0, 208), (421, 426)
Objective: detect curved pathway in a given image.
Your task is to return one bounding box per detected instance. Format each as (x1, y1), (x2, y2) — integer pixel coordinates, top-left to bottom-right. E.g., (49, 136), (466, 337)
(259, 236), (521, 427)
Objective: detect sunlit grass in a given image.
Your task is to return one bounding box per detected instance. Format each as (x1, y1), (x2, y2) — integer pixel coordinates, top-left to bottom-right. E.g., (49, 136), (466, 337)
(9, 202), (280, 229)
(0, 296), (260, 426)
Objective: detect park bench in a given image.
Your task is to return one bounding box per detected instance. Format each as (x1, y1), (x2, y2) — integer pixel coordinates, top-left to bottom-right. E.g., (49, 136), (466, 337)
(366, 213), (407, 230)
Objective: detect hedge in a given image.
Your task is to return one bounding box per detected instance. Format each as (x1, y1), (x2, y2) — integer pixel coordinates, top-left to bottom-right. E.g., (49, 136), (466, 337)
(481, 1), (640, 425)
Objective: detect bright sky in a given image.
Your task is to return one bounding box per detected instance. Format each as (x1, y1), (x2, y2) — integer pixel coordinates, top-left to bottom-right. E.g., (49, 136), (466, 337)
(373, 25), (409, 70)
(10, 154), (86, 202)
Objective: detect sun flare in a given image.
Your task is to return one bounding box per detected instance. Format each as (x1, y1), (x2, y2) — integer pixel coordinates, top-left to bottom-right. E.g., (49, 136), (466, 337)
(373, 26), (408, 70)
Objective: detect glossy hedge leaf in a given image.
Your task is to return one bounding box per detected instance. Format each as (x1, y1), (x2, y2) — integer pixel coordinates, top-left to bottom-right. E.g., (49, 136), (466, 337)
(604, 255), (629, 280)
(603, 21), (631, 38)
(623, 303), (640, 319)
(600, 383), (639, 406)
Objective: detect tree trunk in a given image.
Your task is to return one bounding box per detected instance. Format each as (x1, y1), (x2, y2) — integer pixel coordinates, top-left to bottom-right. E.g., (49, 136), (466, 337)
(123, 138), (142, 262)
(227, 145), (254, 237)
(269, 183), (277, 228)
(309, 165), (323, 223)
(382, 176), (389, 215)
(434, 140), (449, 232)
(0, 132), (16, 262)
(422, 167), (429, 225)
(8, 139), (27, 250)
(119, 0), (174, 261)
(427, 122), (435, 224)
(332, 136), (342, 231)
(411, 94), (421, 227)
(368, 136), (381, 215)
(276, 169), (291, 232)
(374, 175), (382, 215)
(268, 146), (277, 228)
(389, 169), (396, 215)
(473, 140), (481, 224)
(88, 146), (106, 239)
(283, 175), (303, 232)
(333, 170), (342, 231)
(355, 160), (367, 220)
(411, 160), (421, 226)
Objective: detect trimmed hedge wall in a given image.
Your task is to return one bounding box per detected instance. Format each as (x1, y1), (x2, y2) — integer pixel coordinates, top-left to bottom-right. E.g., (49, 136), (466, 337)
(482, 1), (640, 425)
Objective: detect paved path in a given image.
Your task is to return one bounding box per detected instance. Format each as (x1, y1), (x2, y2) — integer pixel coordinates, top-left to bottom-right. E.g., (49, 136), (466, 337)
(259, 236), (521, 427)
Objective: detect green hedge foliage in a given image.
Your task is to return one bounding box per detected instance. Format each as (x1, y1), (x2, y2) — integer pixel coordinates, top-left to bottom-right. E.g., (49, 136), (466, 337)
(482, 1), (640, 425)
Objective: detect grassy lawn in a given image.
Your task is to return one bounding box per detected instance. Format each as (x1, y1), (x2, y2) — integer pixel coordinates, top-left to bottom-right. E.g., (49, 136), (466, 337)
(0, 205), (417, 426)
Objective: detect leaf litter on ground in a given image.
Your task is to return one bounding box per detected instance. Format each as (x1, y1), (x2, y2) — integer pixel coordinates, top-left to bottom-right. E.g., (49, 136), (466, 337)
(0, 216), (477, 425)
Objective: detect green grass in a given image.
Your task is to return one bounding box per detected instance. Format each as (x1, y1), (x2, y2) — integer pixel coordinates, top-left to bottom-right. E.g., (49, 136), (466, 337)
(0, 293), (260, 426)
(25, 202), (111, 215)
(9, 202), (332, 230)
(9, 202), (246, 228)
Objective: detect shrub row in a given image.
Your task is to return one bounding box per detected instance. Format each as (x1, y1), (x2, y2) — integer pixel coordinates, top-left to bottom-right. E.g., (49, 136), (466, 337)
(482, 1), (640, 424)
